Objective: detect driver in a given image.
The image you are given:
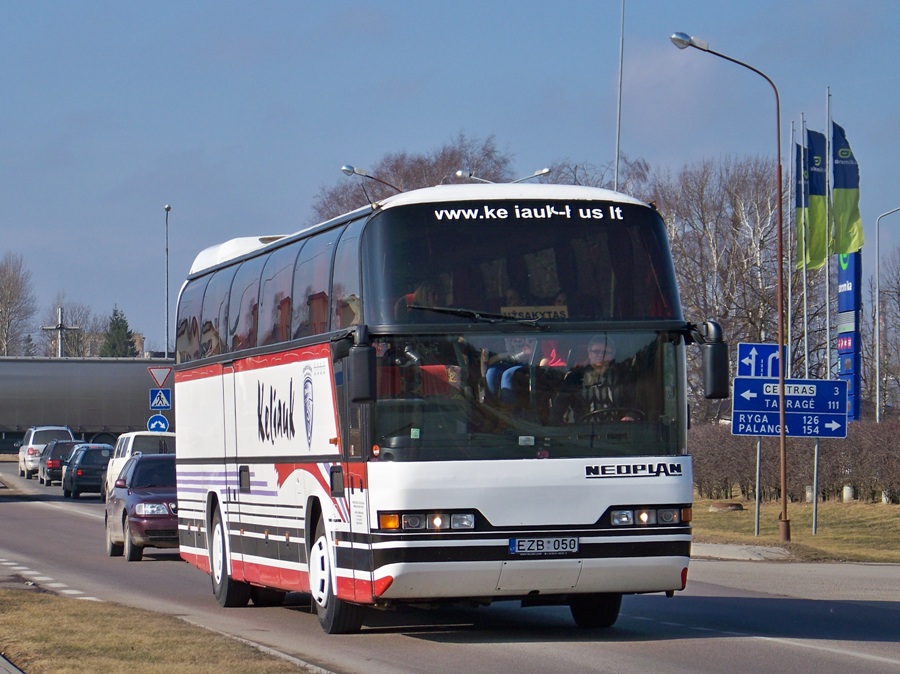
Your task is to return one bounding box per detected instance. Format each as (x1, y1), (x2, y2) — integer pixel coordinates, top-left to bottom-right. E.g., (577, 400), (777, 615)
(549, 334), (639, 423)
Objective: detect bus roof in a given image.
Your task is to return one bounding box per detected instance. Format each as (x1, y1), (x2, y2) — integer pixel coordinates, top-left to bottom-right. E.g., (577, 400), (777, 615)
(376, 183), (649, 209)
(187, 183), (649, 275)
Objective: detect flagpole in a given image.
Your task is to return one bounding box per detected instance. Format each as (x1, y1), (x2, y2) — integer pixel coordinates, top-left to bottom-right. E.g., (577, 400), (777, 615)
(825, 87), (832, 379)
(787, 122), (795, 376)
(801, 115), (810, 378)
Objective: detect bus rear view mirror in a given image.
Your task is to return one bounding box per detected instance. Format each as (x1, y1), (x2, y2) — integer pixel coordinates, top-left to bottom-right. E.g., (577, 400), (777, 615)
(349, 345), (376, 403)
(701, 341), (729, 399)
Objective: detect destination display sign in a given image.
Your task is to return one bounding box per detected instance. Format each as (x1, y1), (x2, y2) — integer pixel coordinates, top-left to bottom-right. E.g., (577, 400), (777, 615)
(731, 377), (848, 438)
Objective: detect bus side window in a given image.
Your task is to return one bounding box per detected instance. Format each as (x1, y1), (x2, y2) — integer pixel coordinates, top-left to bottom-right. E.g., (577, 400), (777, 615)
(258, 242), (301, 347)
(200, 267), (235, 358)
(331, 219), (365, 330)
(175, 276), (208, 363)
(228, 256), (266, 352)
(292, 228), (342, 338)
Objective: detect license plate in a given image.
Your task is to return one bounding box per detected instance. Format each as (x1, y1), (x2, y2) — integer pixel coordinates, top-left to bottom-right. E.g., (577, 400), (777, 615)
(509, 537), (579, 555)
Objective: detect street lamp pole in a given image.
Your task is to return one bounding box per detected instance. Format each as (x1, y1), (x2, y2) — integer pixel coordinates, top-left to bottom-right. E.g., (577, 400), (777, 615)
(165, 205), (171, 359)
(876, 206), (900, 423)
(671, 32), (791, 542)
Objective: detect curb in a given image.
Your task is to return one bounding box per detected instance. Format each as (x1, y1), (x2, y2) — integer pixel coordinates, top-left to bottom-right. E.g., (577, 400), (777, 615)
(0, 655), (25, 674)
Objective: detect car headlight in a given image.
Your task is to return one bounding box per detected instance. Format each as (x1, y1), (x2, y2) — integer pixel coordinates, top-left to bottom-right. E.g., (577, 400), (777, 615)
(135, 503), (169, 516)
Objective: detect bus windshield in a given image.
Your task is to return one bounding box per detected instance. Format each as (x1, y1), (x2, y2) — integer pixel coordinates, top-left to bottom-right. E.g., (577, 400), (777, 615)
(372, 330), (685, 461)
(362, 199), (682, 326)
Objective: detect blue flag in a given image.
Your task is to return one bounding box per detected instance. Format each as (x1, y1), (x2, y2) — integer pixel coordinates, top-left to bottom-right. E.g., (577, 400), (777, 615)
(805, 129), (828, 269)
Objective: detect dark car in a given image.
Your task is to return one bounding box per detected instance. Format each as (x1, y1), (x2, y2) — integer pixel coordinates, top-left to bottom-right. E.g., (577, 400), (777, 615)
(104, 454), (178, 562)
(62, 444), (112, 498)
(38, 440), (81, 487)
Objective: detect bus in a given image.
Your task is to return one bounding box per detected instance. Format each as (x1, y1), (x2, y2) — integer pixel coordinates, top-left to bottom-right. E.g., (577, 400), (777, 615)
(175, 183), (728, 634)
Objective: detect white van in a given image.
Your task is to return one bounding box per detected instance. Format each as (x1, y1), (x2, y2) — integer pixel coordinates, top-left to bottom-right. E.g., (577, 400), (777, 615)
(102, 431), (176, 501)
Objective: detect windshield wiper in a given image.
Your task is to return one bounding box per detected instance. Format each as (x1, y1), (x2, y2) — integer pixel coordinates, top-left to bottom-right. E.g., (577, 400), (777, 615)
(407, 304), (547, 329)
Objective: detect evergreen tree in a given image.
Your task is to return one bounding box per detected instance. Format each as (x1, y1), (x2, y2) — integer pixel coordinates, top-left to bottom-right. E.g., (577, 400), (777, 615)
(100, 307), (138, 357)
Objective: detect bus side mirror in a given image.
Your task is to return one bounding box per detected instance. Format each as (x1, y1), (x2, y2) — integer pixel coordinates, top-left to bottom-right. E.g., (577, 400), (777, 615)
(349, 344), (376, 403)
(695, 320), (729, 399)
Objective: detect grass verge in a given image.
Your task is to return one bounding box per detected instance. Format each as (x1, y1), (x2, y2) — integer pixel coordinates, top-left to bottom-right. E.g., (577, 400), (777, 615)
(0, 586), (307, 674)
(692, 497), (900, 563)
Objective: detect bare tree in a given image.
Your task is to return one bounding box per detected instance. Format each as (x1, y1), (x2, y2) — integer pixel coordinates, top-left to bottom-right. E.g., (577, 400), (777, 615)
(646, 156), (807, 420)
(310, 133), (514, 222)
(0, 252), (37, 356)
(541, 154), (650, 199)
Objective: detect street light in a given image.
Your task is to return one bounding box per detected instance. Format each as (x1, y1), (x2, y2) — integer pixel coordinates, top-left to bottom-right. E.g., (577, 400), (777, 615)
(671, 32), (791, 542)
(165, 205), (171, 359)
(876, 206), (900, 422)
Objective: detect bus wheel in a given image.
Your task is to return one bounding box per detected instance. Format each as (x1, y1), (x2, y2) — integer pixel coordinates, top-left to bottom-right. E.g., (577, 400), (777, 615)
(250, 586), (286, 607)
(210, 507), (250, 608)
(309, 518), (363, 634)
(569, 593), (622, 629)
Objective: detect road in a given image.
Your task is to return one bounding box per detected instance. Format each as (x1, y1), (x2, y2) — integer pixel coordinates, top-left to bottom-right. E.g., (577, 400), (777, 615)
(2, 465), (899, 674)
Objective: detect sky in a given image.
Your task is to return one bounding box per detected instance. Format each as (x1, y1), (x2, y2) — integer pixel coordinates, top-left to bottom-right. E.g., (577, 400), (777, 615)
(2, 1), (898, 352)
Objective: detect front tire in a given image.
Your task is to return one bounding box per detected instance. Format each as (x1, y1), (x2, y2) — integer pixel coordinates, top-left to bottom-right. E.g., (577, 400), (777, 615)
(569, 593), (622, 629)
(124, 516), (143, 562)
(209, 507), (250, 607)
(309, 518), (363, 634)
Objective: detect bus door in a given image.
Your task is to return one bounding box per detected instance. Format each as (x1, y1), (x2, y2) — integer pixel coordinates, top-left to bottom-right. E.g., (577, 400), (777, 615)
(332, 349), (374, 603)
(223, 361), (245, 577)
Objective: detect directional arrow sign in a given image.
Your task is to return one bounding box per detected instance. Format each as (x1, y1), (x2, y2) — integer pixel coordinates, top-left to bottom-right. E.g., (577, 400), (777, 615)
(731, 377), (848, 438)
(736, 342), (787, 378)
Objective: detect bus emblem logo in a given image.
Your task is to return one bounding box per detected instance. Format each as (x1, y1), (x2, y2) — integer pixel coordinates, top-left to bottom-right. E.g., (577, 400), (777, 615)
(303, 367), (314, 449)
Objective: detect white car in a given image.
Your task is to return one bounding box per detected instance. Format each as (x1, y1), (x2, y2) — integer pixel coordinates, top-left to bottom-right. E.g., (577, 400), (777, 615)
(102, 431), (176, 501)
(18, 426), (74, 479)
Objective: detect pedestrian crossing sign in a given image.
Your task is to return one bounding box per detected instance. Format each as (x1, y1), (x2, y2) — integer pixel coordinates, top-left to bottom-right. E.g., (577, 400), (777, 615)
(150, 388), (172, 410)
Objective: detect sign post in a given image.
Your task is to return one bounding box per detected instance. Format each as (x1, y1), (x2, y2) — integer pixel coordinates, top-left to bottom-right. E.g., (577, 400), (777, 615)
(732, 377), (848, 438)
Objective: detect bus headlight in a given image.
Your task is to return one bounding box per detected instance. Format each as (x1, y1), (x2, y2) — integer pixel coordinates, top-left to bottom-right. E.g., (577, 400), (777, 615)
(381, 512), (476, 531)
(611, 507), (685, 526)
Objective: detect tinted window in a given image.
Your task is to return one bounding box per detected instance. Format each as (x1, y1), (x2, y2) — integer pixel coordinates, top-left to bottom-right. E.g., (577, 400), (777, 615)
(131, 435), (176, 455)
(362, 200), (681, 325)
(228, 256), (267, 352)
(331, 219), (365, 330)
(34, 429), (71, 444)
(200, 267), (236, 358)
(132, 458), (177, 488)
(258, 242), (301, 346)
(291, 228), (343, 338)
(80, 449), (112, 466)
(176, 277), (209, 363)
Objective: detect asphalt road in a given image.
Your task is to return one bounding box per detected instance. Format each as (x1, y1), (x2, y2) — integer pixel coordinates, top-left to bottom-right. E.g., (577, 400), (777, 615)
(2, 465), (899, 673)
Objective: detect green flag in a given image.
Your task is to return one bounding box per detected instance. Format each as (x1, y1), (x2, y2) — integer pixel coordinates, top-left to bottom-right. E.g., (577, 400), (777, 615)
(832, 122), (864, 254)
(805, 129), (828, 270)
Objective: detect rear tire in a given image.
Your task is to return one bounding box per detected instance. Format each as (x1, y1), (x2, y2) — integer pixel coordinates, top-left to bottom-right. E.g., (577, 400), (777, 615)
(105, 516), (124, 557)
(124, 516), (143, 562)
(309, 518), (363, 634)
(569, 593), (622, 629)
(209, 507), (250, 607)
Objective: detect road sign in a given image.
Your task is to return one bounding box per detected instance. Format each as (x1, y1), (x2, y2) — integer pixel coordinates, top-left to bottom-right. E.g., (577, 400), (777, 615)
(148, 366), (173, 388)
(150, 388), (172, 410)
(147, 414), (170, 432)
(731, 377), (848, 438)
(736, 342), (786, 378)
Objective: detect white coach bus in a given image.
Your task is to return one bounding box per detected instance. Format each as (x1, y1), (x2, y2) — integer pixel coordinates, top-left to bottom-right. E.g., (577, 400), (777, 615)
(175, 183), (728, 633)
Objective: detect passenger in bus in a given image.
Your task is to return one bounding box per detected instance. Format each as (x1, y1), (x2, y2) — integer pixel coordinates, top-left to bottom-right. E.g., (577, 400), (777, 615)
(482, 336), (535, 407)
(549, 334), (642, 423)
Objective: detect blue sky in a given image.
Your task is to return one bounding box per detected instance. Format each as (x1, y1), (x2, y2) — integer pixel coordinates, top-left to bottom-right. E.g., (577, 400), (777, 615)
(2, 1), (897, 351)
